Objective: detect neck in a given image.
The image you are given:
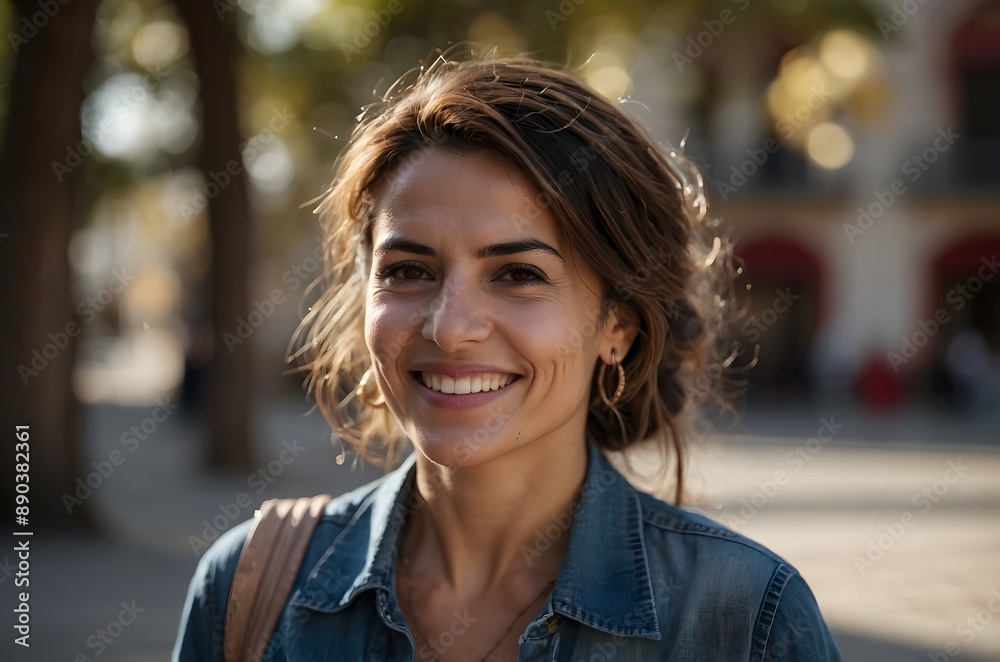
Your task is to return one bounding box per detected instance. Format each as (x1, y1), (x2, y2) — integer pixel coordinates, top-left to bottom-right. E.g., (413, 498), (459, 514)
(401, 434), (588, 598)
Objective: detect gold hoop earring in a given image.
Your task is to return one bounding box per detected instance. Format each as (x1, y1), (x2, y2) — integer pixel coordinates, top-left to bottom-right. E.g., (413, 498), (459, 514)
(356, 367), (386, 407)
(597, 348), (626, 408)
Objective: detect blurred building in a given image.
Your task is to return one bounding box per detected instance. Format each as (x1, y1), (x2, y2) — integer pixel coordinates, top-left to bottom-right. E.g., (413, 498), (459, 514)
(638, 0), (1000, 411)
(53, 0), (999, 415)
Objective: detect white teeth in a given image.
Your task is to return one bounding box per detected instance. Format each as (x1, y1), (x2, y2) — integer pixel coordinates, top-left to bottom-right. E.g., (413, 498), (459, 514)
(419, 372), (517, 394)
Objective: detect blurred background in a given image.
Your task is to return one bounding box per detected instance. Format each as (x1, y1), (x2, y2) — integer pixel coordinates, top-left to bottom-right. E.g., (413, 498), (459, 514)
(1, 0), (998, 659)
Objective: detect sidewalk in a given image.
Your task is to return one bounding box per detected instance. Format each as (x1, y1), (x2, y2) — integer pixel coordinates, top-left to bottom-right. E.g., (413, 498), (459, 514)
(5, 397), (998, 661)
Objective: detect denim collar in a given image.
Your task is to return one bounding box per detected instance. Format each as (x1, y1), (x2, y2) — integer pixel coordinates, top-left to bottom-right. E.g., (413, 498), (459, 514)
(292, 437), (661, 640)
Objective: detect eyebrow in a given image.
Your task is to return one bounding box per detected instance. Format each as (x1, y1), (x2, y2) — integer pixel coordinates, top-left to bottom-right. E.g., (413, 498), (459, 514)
(373, 236), (564, 262)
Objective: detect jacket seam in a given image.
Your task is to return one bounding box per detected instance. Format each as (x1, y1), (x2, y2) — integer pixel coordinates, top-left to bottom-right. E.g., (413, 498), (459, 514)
(640, 511), (788, 565)
(750, 563), (796, 662)
(318, 490), (376, 526)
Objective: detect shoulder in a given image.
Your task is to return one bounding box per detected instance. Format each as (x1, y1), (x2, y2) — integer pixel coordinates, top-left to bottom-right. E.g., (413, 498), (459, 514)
(634, 492), (842, 660)
(636, 490), (790, 570)
(199, 474), (393, 594)
(639, 492), (798, 605)
(636, 491), (791, 616)
(173, 475), (394, 660)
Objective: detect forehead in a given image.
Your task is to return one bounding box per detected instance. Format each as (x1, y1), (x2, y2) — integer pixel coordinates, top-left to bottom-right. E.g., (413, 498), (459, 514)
(370, 149), (562, 246)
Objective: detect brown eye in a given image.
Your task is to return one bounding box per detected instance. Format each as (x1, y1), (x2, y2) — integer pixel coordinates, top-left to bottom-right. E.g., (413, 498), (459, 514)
(499, 263), (546, 287)
(374, 261), (429, 283)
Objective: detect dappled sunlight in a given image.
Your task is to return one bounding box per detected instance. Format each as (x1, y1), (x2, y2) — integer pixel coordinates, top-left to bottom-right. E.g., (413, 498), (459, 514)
(73, 327), (184, 404)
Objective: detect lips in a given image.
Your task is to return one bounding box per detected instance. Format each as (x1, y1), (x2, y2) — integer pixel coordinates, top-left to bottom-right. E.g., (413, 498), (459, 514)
(417, 371), (519, 394)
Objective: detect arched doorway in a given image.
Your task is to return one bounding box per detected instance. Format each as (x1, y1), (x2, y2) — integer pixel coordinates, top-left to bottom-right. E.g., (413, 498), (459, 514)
(734, 236), (825, 402)
(927, 233), (1000, 409)
(947, 1), (1000, 189)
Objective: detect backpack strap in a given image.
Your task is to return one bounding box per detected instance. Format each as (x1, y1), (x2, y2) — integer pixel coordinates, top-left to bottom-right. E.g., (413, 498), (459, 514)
(224, 494), (333, 662)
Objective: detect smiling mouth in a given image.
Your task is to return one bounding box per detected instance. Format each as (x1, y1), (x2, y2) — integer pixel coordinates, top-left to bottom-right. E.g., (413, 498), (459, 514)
(411, 371), (522, 395)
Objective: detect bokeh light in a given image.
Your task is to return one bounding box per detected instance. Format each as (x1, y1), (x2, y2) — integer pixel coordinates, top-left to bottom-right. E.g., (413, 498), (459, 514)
(806, 121), (854, 169)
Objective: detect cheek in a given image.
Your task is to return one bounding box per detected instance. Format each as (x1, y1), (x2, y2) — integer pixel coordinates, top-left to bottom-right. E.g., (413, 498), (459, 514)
(365, 295), (418, 365)
(504, 301), (601, 371)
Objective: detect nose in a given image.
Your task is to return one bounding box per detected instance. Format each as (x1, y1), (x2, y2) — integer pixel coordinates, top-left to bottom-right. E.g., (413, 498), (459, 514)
(420, 276), (491, 351)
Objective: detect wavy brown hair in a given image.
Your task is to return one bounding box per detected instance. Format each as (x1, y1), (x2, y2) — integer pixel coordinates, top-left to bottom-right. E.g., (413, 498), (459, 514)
(289, 52), (734, 504)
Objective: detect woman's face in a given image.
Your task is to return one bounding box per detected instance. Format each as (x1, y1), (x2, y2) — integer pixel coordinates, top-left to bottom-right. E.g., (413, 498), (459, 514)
(364, 148), (632, 467)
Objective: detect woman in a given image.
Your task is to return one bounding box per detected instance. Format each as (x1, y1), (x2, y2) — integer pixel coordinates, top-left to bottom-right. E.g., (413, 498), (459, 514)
(175, 54), (843, 661)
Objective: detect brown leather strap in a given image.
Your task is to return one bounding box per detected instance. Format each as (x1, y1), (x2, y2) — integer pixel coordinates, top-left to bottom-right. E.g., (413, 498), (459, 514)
(224, 494), (333, 662)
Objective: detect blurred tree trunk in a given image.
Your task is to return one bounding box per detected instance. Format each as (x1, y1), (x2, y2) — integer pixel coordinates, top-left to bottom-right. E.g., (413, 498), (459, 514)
(0, 0), (99, 529)
(174, 0), (254, 470)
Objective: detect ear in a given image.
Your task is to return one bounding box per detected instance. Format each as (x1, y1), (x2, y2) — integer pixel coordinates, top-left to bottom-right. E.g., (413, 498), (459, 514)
(598, 303), (640, 364)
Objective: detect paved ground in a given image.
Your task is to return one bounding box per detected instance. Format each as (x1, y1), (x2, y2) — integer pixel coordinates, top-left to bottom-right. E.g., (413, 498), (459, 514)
(3, 396), (998, 661)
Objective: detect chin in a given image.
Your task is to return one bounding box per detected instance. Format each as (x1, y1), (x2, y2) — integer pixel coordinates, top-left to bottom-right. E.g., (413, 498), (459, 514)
(408, 427), (515, 469)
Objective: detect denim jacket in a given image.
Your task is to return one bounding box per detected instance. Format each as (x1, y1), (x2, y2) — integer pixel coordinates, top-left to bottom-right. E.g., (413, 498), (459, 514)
(174, 438), (843, 661)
